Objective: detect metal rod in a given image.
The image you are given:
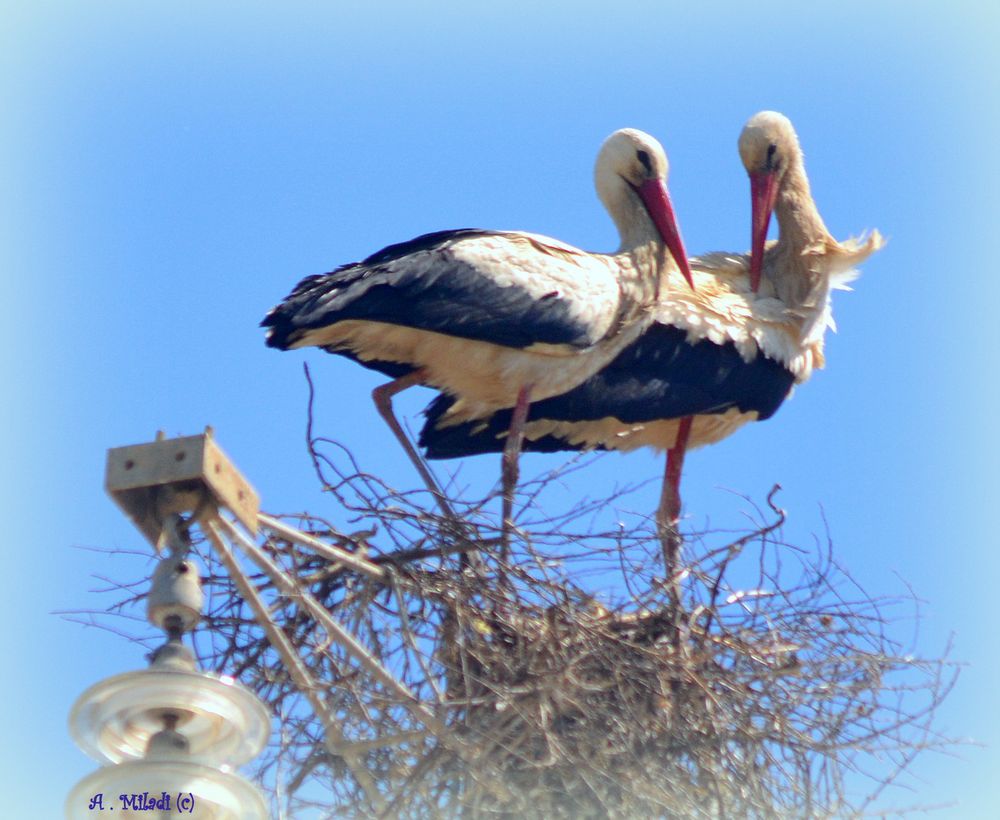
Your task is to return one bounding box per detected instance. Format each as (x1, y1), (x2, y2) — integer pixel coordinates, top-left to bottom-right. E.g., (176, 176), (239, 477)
(217, 515), (513, 803)
(201, 518), (385, 810)
(337, 730), (430, 756)
(258, 513), (387, 582)
(217, 515), (443, 732)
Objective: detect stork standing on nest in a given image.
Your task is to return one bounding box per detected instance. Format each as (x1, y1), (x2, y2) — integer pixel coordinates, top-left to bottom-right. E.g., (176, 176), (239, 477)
(420, 112), (882, 570)
(263, 129), (693, 548)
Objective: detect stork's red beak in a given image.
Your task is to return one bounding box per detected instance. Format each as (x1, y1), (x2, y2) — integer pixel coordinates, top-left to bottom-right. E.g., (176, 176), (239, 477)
(749, 171), (779, 293)
(636, 178), (694, 291)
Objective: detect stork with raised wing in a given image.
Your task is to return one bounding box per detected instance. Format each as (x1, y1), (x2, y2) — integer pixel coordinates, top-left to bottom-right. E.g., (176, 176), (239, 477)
(419, 112), (882, 569)
(263, 129), (693, 546)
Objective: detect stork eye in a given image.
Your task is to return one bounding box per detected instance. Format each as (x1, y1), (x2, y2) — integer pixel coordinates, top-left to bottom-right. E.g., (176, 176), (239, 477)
(765, 143), (778, 170)
(636, 150), (652, 174)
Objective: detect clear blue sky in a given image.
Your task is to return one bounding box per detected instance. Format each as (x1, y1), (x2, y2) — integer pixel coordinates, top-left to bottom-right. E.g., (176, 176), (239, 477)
(4, 2), (998, 816)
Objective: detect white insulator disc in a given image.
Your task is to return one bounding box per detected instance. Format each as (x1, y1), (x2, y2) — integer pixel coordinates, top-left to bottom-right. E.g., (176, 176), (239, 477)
(65, 759), (267, 819)
(69, 669), (270, 767)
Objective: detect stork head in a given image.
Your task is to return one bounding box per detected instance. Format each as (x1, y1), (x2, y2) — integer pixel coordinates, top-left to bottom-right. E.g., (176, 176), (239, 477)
(738, 111), (801, 292)
(595, 129), (693, 290)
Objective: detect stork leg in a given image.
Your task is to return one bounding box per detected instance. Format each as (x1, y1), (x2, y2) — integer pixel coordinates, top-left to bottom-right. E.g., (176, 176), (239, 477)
(372, 369), (456, 520)
(500, 384), (533, 560)
(657, 415), (693, 581)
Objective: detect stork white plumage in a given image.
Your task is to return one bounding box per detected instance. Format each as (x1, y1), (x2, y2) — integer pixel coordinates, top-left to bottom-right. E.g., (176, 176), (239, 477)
(263, 129), (693, 548)
(420, 112), (883, 570)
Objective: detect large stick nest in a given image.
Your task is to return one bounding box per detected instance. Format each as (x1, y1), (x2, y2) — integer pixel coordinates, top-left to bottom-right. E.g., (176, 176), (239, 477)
(79, 430), (957, 818)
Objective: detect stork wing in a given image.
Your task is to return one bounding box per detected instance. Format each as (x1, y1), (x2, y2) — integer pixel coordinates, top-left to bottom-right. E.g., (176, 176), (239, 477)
(263, 229), (624, 352)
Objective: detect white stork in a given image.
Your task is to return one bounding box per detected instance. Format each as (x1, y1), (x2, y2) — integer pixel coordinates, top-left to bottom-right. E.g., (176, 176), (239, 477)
(263, 129), (693, 542)
(419, 112), (883, 567)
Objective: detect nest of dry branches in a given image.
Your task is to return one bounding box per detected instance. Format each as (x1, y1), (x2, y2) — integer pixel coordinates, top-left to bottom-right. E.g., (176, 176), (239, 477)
(164, 428), (952, 819)
(76, 423), (957, 818)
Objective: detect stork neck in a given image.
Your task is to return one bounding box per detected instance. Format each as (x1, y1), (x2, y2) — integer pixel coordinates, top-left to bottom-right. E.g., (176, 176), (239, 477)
(598, 177), (674, 296)
(610, 195), (666, 252)
(773, 158), (830, 252)
(763, 157), (835, 313)
(628, 237), (672, 296)
(594, 170), (663, 252)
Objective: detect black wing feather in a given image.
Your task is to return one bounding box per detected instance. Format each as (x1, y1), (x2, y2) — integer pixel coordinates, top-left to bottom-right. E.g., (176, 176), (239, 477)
(419, 325), (795, 459)
(263, 228), (599, 352)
